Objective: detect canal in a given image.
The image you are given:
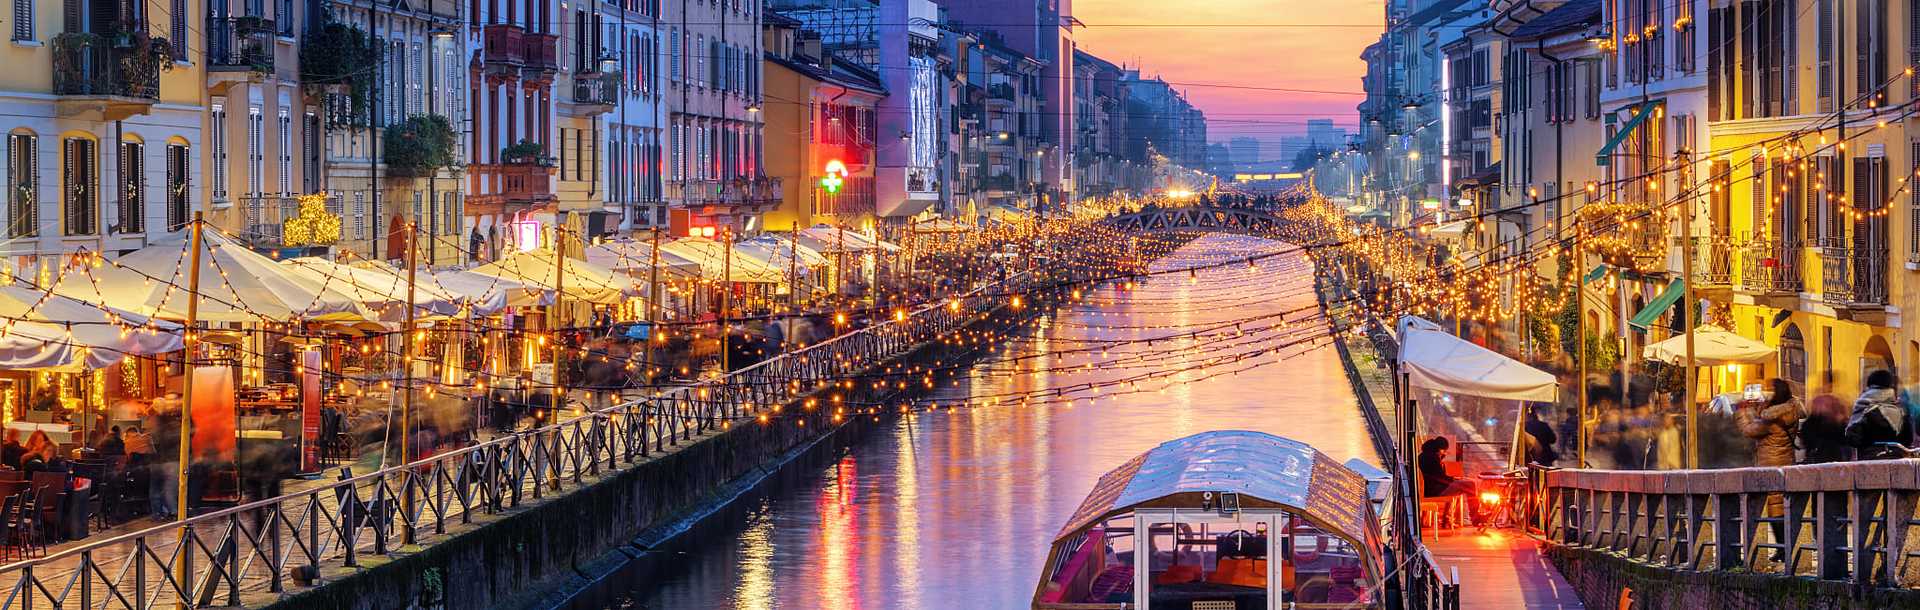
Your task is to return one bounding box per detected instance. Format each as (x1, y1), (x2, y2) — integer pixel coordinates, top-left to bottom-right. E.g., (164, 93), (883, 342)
(620, 234), (1379, 609)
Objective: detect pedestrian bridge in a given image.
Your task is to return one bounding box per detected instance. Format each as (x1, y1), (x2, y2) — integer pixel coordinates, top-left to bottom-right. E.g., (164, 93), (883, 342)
(1100, 202), (1306, 239)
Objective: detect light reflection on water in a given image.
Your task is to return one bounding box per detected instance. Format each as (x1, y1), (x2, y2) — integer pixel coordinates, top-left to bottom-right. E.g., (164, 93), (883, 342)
(625, 236), (1377, 609)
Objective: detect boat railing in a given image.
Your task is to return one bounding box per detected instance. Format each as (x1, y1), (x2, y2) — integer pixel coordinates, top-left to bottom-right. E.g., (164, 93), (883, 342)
(0, 273), (1034, 609)
(1406, 546), (1460, 610)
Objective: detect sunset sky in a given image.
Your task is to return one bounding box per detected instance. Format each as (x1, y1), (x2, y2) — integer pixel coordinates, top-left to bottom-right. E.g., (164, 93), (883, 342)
(1073, 0), (1383, 153)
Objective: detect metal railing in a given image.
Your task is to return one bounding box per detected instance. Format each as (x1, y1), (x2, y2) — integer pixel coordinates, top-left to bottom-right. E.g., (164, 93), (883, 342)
(0, 275), (1022, 609)
(51, 33), (162, 100)
(1820, 246), (1890, 305)
(240, 195), (300, 248)
(1683, 236), (1732, 289)
(1738, 238), (1801, 294)
(207, 16), (276, 73)
(1542, 462), (1920, 588)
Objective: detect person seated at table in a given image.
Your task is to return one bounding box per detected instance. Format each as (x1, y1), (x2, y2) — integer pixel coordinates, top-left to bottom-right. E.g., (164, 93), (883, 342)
(1, 429), (24, 469)
(94, 426), (125, 457)
(1418, 436), (1479, 516)
(20, 430), (58, 473)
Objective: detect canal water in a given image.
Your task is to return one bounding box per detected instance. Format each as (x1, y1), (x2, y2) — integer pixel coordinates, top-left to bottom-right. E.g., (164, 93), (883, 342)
(619, 235), (1379, 609)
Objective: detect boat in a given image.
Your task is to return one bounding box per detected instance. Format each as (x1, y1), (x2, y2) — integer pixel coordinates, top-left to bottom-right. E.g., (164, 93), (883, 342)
(1032, 430), (1385, 609)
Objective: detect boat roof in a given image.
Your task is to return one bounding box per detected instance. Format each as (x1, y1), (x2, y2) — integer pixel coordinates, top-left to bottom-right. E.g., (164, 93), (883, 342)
(1057, 431), (1377, 552)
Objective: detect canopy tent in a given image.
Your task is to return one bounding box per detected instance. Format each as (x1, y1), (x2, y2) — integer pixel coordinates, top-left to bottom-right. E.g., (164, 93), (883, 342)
(350, 260), (509, 316)
(50, 234), (369, 322)
(1396, 315), (1556, 401)
(0, 284), (183, 370)
(434, 269), (548, 308)
(1054, 431), (1381, 582)
(466, 249), (636, 305)
(584, 240), (704, 278)
(658, 237), (789, 285)
(1643, 325), (1777, 366)
(736, 234), (829, 269)
(1429, 220), (1471, 239)
(280, 258), (465, 319)
(794, 225), (902, 253)
(910, 218), (976, 233)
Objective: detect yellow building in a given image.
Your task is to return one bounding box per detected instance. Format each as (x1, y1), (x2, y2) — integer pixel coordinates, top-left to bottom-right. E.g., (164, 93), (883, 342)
(1705, 0), (1910, 396)
(0, 0), (207, 268)
(760, 16), (885, 231)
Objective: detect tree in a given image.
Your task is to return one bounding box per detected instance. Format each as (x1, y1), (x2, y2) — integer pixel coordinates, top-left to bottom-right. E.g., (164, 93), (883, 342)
(1292, 145), (1329, 171)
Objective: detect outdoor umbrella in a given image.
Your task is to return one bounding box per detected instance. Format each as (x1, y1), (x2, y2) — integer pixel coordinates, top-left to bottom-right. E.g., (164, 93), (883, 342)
(0, 283), (182, 363)
(281, 257), (465, 319)
(585, 240), (704, 278)
(435, 269), (549, 308)
(795, 225), (903, 253)
(658, 237), (789, 285)
(467, 249), (635, 305)
(1642, 325), (1777, 366)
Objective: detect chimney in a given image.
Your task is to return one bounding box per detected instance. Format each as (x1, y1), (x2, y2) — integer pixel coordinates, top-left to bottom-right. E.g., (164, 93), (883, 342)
(799, 32), (824, 66)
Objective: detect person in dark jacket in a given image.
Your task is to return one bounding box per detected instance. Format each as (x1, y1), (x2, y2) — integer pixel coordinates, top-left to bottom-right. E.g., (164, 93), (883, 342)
(1848, 370), (1910, 459)
(1523, 406), (1559, 466)
(1801, 375), (1853, 463)
(1418, 436), (1478, 515)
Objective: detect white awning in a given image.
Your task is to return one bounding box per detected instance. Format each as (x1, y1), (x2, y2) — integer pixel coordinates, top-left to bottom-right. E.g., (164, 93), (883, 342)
(1396, 315), (1557, 401)
(1430, 220), (1471, 239)
(1643, 325), (1777, 366)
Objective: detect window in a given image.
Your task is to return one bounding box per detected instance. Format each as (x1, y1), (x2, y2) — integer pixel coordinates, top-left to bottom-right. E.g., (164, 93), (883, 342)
(165, 143), (188, 231)
(119, 141), (142, 234)
(62, 137), (96, 236)
(352, 190), (366, 239)
(11, 0), (31, 42)
(1858, 0), (1891, 104)
(211, 105), (227, 200)
(1752, 151), (1768, 239)
(442, 192), (457, 235)
(1675, 0), (1695, 73)
(1818, 0), (1834, 111)
(670, 29), (681, 83)
(1585, 60), (1601, 118)
(247, 108), (264, 195)
(6, 133), (34, 238)
(171, 0), (185, 56)
(303, 112), (320, 193)
(277, 110), (292, 195)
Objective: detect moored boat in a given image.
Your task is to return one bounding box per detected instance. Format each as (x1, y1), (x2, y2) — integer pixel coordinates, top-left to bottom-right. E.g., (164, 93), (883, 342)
(1032, 430), (1384, 609)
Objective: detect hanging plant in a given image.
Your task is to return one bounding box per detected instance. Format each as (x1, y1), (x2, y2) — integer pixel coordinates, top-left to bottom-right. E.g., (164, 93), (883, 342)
(383, 115), (457, 178)
(300, 22), (378, 126)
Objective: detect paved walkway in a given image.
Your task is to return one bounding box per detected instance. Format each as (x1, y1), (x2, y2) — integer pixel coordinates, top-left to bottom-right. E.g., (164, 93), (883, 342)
(1425, 528), (1585, 609)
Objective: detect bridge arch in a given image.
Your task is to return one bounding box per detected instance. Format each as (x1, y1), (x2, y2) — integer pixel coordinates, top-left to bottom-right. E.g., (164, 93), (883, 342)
(1100, 204), (1299, 239)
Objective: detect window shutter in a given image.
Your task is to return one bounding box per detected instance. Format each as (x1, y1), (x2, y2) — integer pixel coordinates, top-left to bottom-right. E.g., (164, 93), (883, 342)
(171, 0), (186, 55)
(13, 0), (32, 41)
(1752, 152), (1767, 239)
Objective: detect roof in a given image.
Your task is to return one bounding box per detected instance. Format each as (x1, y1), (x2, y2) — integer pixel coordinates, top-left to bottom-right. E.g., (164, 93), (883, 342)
(1055, 431), (1378, 561)
(1510, 0), (1602, 40)
(765, 53), (887, 95)
(1402, 0), (1474, 27)
(762, 10), (803, 27)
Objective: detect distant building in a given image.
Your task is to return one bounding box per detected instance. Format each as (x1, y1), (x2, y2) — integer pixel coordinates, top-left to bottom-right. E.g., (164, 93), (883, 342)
(1229, 137), (1262, 166)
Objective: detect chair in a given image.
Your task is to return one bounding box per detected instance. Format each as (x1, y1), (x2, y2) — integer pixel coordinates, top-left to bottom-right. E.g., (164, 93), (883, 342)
(15, 488), (43, 557)
(0, 494), (20, 561)
(1416, 476), (1465, 534)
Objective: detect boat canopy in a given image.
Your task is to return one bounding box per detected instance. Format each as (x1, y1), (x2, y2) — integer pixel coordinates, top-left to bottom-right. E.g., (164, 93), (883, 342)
(1056, 431), (1379, 564)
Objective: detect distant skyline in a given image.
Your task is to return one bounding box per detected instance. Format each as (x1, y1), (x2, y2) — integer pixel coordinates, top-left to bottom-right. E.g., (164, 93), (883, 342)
(1073, 0), (1381, 147)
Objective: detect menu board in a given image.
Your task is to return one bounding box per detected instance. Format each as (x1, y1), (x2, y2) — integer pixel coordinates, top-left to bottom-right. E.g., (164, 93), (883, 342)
(1304, 453), (1370, 543)
(300, 350), (322, 472)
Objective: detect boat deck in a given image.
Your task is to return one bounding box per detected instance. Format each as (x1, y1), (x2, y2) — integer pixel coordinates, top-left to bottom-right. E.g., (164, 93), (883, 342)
(1424, 528), (1584, 609)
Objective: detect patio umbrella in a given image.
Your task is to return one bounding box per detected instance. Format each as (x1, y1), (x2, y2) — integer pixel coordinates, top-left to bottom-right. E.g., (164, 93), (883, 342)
(352, 260), (509, 316)
(1643, 325), (1778, 366)
(51, 233), (369, 322)
(0, 283), (182, 362)
(659, 237), (789, 285)
(795, 225), (902, 253)
(435, 269), (549, 308)
(586, 240), (704, 278)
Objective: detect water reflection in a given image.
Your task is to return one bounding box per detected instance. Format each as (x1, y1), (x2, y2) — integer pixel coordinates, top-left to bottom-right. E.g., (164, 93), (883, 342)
(626, 235), (1377, 609)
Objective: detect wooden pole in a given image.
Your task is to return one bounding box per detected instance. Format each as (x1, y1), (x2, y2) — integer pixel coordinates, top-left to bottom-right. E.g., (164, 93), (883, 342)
(647, 229), (661, 383)
(721, 227), (732, 374)
(1681, 154), (1698, 470)
(553, 223), (567, 412)
(401, 220), (417, 464)
(174, 212), (204, 608)
(788, 220), (799, 314)
(1575, 226), (1587, 468)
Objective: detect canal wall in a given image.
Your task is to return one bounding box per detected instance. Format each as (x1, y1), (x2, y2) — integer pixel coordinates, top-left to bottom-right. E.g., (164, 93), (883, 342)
(259, 295), (1057, 610)
(1545, 544), (1920, 609)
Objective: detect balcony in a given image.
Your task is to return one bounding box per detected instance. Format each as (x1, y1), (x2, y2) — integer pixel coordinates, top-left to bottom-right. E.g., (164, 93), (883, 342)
(987, 83), (1015, 107)
(571, 71), (619, 114)
(522, 33), (560, 82)
(983, 173), (1017, 194)
(1819, 245), (1889, 321)
(671, 177), (783, 211)
(1681, 236), (1732, 296)
(1736, 238), (1803, 308)
(500, 163), (554, 203)
(207, 16), (276, 75)
(52, 32), (163, 120)
(482, 24), (526, 77)
(240, 195), (299, 249)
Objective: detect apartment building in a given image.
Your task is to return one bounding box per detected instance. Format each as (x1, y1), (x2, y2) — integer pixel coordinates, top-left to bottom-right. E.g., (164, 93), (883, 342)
(554, 0), (664, 238)
(0, 0), (206, 268)
(663, 0), (771, 236)
(462, 0), (553, 260)
(760, 13), (884, 229)
(206, 0), (325, 256)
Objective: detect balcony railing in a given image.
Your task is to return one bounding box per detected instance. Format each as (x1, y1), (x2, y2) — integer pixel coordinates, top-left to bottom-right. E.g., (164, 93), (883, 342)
(51, 33), (162, 101)
(988, 83), (1015, 102)
(571, 72), (619, 112)
(1739, 238), (1802, 294)
(207, 16), (276, 73)
(240, 195), (300, 248)
(1820, 245), (1889, 306)
(499, 163), (553, 202)
(1683, 236), (1732, 289)
(522, 33), (559, 79)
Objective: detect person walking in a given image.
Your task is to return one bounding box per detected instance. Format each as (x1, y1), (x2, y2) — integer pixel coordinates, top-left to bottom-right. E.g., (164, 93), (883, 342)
(1522, 406), (1559, 466)
(1847, 370), (1911, 459)
(1741, 378), (1802, 561)
(1801, 376), (1854, 463)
